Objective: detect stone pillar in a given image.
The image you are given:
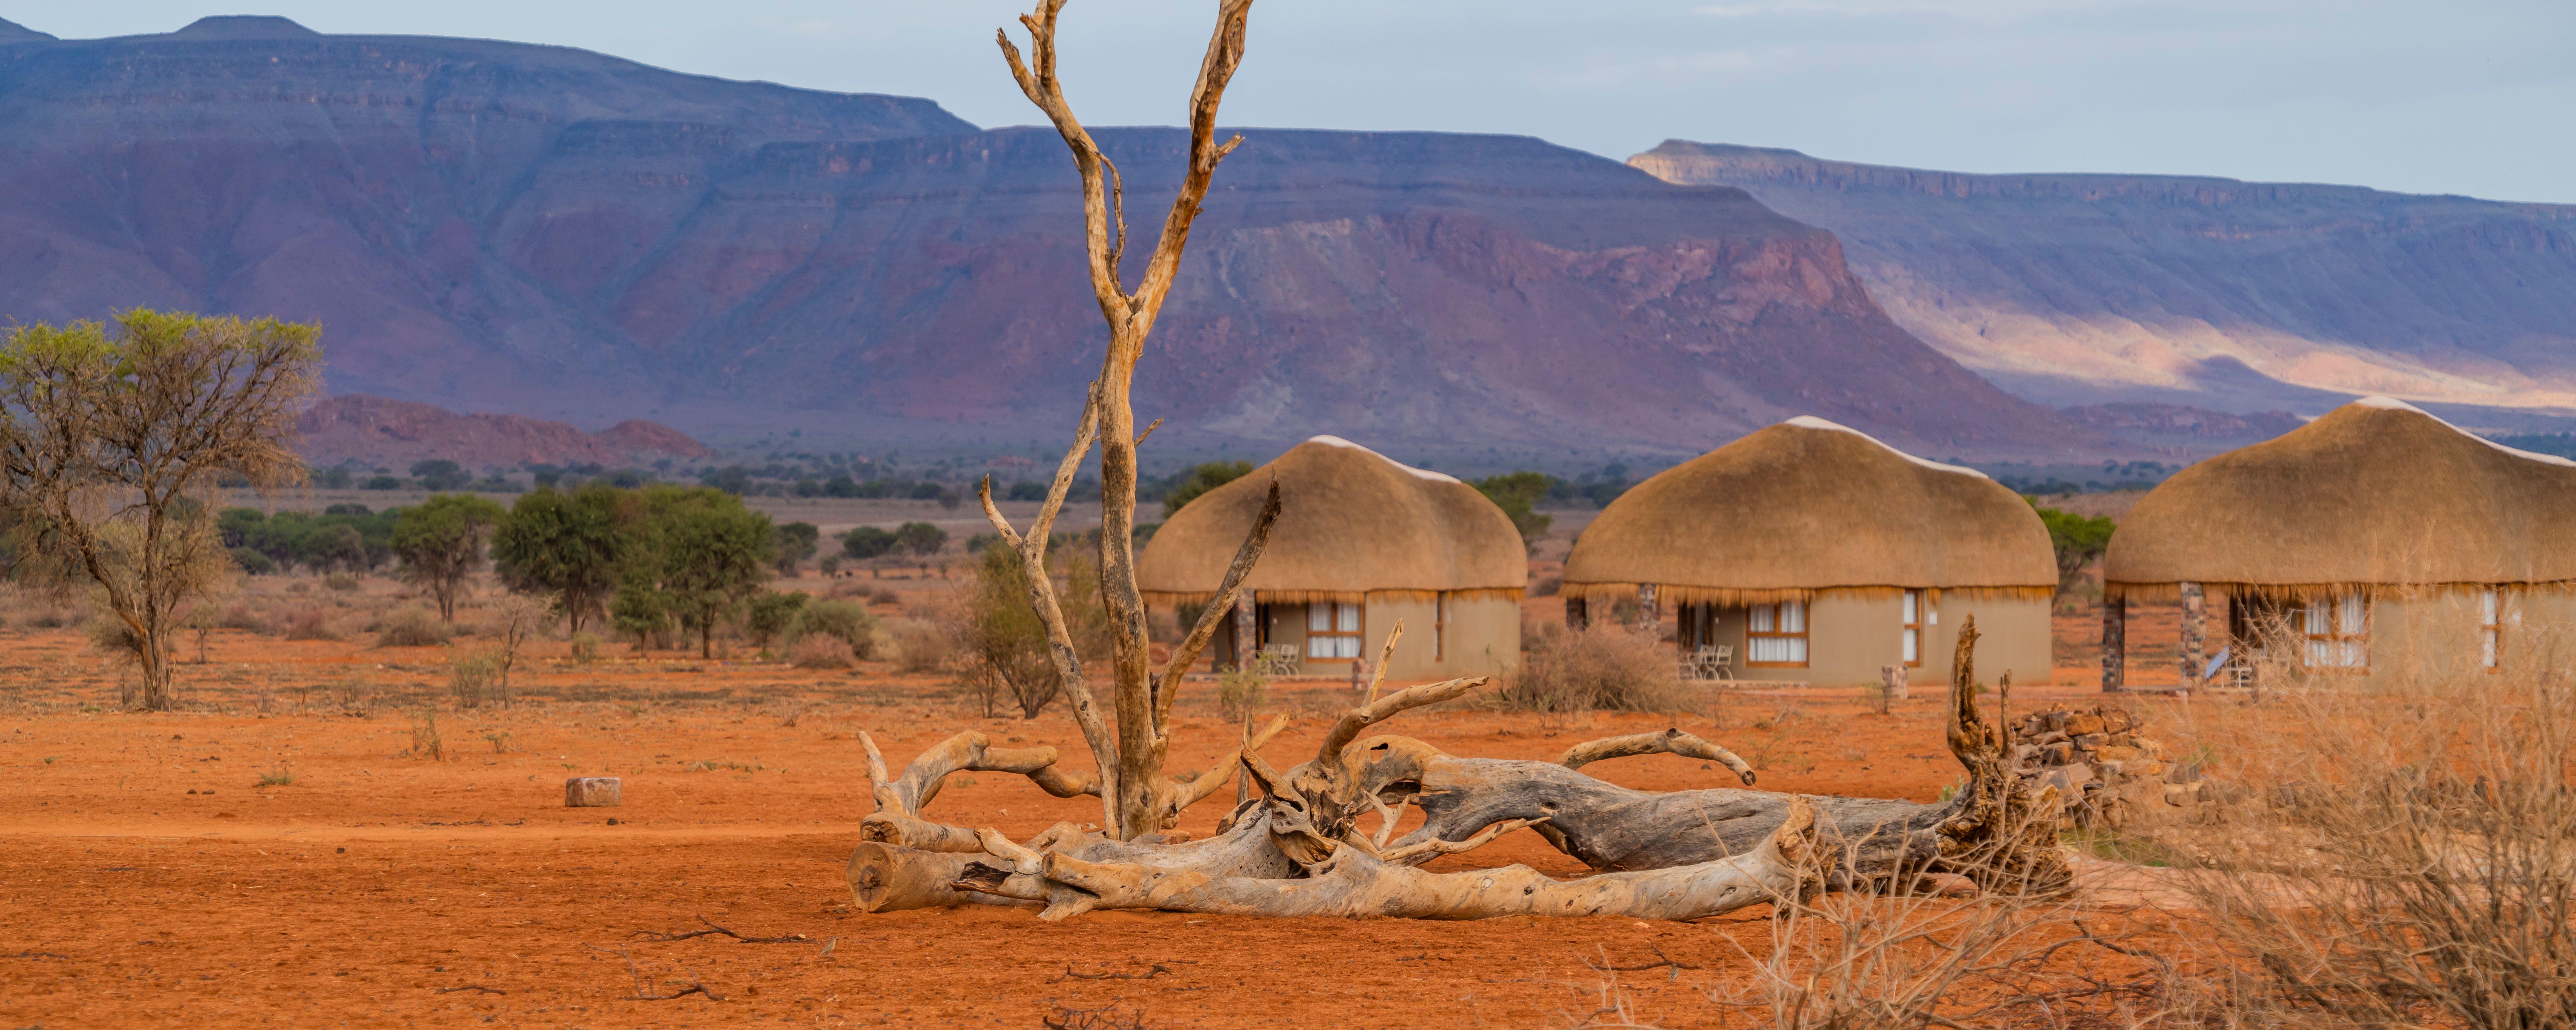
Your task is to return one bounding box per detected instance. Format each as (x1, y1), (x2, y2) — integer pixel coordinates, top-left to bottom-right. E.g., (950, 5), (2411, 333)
(1636, 583), (1659, 631)
(2178, 581), (2206, 687)
(1232, 592), (1256, 671)
(2100, 594), (2127, 693)
(1565, 595), (1588, 630)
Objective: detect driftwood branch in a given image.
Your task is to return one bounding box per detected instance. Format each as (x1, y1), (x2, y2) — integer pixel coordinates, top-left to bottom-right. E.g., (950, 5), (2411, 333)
(1559, 727), (1757, 786)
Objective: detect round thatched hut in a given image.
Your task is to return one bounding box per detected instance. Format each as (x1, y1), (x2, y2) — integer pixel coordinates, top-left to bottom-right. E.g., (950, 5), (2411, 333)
(2104, 397), (2576, 688)
(1562, 417), (2057, 685)
(1138, 436), (1527, 678)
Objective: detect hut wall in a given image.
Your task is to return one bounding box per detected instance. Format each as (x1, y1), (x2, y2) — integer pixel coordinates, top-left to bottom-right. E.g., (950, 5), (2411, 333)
(1922, 594), (2056, 686)
(1249, 594), (1520, 679)
(2232, 585), (2576, 687)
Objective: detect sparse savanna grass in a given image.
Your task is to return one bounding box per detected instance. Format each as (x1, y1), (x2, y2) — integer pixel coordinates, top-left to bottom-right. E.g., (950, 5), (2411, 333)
(2128, 657), (2576, 1028)
(788, 635), (856, 670)
(407, 706), (445, 760)
(256, 765), (295, 787)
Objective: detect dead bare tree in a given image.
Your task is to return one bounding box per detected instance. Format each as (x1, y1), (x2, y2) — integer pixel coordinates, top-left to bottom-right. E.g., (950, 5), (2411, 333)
(975, 0), (1276, 840)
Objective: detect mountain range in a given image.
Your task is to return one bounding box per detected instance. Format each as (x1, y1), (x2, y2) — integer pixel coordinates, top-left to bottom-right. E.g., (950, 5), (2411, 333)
(1630, 142), (2576, 424)
(3, 14), (2567, 466)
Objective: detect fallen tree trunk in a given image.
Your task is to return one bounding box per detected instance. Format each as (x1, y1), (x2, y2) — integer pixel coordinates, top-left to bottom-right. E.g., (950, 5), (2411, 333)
(1025, 796), (1828, 921)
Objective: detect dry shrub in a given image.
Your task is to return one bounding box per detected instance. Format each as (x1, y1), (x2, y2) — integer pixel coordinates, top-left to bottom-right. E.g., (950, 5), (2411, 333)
(375, 607), (450, 647)
(788, 634), (857, 669)
(280, 608), (339, 641)
(407, 706), (445, 760)
(1497, 622), (1682, 713)
(1217, 667), (1268, 721)
(217, 604), (266, 631)
(2142, 652), (2576, 1028)
(871, 587), (902, 606)
(1531, 575), (1562, 597)
(322, 572), (361, 592)
(891, 618), (953, 675)
(449, 651), (503, 708)
(788, 599), (882, 660)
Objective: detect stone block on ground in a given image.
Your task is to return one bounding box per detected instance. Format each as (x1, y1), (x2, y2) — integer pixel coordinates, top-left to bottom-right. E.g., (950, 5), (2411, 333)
(566, 777), (623, 807)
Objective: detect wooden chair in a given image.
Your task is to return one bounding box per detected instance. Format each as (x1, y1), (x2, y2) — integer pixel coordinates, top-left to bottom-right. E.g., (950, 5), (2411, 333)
(1678, 645), (1734, 681)
(1254, 643), (1303, 678)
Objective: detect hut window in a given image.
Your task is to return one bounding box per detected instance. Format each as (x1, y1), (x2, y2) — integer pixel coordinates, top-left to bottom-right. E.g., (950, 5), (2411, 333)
(1308, 601), (1363, 660)
(2480, 587), (2502, 670)
(1434, 592), (1449, 662)
(1747, 601), (1809, 667)
(1901, 590), (1923, 667)
(2300, 592), (2368, 669)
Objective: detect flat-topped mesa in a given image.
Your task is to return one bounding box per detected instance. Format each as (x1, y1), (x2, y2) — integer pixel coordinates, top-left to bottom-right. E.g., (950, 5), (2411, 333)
(166, 16), (324, 40)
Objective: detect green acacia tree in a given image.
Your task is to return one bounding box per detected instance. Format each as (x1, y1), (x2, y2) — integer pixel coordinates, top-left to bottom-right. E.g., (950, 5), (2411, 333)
(0, 310), (320, 710)
(2028, 499), (2116, 579)
(1161, 460), (1252, 517)
(1473, 471), (1557, 550)
(391, 493), (508, 623)
(617, 485), (776, 659)
(490, 484), (623, 634)
(772, 521), (819, 576)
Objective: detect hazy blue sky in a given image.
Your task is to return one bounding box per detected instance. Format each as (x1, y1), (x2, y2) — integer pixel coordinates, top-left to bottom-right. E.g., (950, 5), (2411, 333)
(23, 1), (2576, 202)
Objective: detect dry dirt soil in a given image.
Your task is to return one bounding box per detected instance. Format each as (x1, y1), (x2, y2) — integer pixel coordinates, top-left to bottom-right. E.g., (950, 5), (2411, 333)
(0, 573), (2172, 1028)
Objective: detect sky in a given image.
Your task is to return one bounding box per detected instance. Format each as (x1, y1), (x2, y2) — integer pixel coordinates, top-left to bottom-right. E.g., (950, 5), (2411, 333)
(19, 1), (2576, 203)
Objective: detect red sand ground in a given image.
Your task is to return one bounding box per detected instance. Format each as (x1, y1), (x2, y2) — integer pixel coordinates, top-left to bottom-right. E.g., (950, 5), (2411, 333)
(0, 595), (2176, 1028)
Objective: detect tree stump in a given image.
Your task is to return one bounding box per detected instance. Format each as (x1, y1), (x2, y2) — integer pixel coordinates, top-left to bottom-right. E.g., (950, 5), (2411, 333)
(565, 777), (622, 807)
(1879, 664), (1909, 712)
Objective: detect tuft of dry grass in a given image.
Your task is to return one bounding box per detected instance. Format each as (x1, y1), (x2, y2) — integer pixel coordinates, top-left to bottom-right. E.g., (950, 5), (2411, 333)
(375, 608), (450, 647)
(788, 635), (856, 670)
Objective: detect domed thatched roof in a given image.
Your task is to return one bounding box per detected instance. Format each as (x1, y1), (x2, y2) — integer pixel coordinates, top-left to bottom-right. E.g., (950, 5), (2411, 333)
(1137, 436), (1527, 602)
(2106, 397), (2576, 597)
(1562, 417), (2055, 603)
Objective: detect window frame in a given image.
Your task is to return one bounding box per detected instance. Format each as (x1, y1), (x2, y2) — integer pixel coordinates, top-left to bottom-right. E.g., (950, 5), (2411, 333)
(1745, 600), (1811, 669)
(2479, 586), (2503, 672)
(2299, 591), (2369, 672)
(1901, 589), (1923, 668)
(1306, 600), (1363, 661)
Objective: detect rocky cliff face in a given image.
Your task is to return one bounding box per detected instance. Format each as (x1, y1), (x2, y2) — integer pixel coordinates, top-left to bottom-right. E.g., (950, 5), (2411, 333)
(296, 395), (708, 469)
(1631, 141), (2576, 420)
(0, 18), (2099, 459)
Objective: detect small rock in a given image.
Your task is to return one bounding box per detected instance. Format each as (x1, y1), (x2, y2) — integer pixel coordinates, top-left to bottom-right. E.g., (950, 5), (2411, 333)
(2163, 783), (2198, 807)
(565, 777), (623, 808)
(2041, 742), (2075, 766)
(2064, 714), (2106, 736)
(2097, 745), (2140, 762)
(2072, 733), (2108, 751)
(2164, 762), (2202, 785)
(2033, 730), (2071, 746)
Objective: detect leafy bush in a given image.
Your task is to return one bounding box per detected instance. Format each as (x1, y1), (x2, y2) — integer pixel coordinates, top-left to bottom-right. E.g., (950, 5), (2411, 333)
(894, 521), (947, 556)
(1160, 460), (1252, 517)
(743, 590), (809, 651)
(1006, 481), (1047, 502)
(842, 526), (897, 559)
(788, 599), (881, 660)
(2028, 499), (2114, 578)
(409, 459), (470, 491)
(1473, 471), (1557, 550)
(788, 634), (857, 669)
(363, 475), (401, 490)
(228, 546), (276, 575)
(376, 607), (452, 648)
(1497, 623), (1680, 712)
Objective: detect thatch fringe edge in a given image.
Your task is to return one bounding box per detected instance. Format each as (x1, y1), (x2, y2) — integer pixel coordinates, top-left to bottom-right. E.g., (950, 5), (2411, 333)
(1559, 582), (2055, 607)
(1142, 587), (1525, 607)
(2109, 579), (2576, 603)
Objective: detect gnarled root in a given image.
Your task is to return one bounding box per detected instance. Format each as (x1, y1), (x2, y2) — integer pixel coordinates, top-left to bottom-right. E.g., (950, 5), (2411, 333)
(857, 721), (1287, 852)
(1033, 796), (1830, 921)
